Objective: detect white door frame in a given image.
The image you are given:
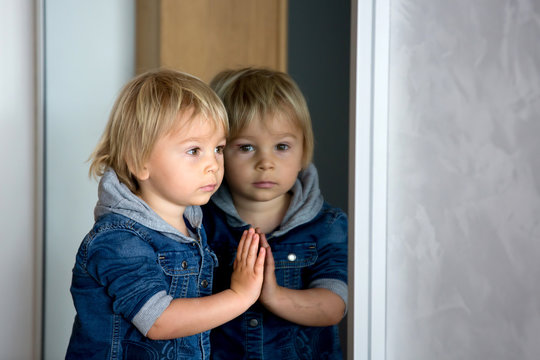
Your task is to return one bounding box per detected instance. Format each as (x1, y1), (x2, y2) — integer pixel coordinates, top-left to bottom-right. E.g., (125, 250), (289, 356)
(33, 1), (388, 358)
(348, 0), (389, 359)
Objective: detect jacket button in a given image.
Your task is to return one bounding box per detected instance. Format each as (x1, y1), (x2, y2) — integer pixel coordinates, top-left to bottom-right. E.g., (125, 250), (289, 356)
(249, 318), (259, 327)
(201, 279), (209, 288)
(181, 261), (188, 269)
(287, 253), (297, 261)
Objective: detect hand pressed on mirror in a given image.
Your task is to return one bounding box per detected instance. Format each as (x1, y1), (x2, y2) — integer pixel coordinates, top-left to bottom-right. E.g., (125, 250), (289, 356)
(230, 228), (266, 305)
(257, 229), (346, 327)
(147, 228), (265, 340)
(256, 228), (279, 301)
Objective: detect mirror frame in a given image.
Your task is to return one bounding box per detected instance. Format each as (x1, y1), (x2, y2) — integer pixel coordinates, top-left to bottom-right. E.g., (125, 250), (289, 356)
(348, 0), (389, 359)
(34, 1), (391, 359)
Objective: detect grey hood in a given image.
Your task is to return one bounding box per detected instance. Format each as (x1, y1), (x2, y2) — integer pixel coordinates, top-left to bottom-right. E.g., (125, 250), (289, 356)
(210, 163), (324, 237)
(94, 169), (202, 243)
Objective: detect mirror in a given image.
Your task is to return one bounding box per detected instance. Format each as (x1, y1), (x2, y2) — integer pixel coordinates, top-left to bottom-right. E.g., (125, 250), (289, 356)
(43, 1), (350, 358)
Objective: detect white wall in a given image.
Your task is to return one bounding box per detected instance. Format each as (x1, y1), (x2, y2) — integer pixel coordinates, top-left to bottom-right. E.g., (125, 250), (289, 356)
(0, 0), (37, 358)
(43, 1), (135, 358)
(387, 0), (540, 359)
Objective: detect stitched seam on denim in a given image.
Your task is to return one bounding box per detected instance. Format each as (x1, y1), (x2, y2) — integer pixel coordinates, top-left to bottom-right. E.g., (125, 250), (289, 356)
(110, 314), (121, 360)
(158, 253), (199, 275)
(80, 219), (153, 269)
(324, 209), (346, 226)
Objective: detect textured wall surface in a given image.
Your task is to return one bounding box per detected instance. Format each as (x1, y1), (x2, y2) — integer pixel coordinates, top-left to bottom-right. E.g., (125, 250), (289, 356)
(387, 0), (540, 359)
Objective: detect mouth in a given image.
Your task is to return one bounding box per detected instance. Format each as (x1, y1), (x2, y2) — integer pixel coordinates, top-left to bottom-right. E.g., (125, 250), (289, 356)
(252, 181), (277, 189)
(200, 184), (217, 192)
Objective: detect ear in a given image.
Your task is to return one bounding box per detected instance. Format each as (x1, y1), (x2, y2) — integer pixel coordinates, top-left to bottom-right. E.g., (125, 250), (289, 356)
(126, 159), (150, 181)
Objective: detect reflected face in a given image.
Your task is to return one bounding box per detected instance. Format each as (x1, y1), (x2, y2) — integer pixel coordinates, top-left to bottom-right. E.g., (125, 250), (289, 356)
(137, 112), (226, 216)
(224, 112), (304, 205)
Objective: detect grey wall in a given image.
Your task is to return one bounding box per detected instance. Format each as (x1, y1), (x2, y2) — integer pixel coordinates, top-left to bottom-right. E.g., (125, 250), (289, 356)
(0, 0), (37, 358)
(44, 1), (135, 358)
(386, 1), (540, 359)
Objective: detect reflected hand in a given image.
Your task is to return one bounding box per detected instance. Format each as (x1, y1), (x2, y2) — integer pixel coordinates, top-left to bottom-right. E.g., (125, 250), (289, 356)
(255, 228), (280, 306)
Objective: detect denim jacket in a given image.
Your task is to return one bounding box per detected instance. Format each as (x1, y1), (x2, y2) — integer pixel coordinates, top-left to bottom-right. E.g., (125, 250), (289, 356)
(202, 164), (348, 360)
(66, 170), (217, 360)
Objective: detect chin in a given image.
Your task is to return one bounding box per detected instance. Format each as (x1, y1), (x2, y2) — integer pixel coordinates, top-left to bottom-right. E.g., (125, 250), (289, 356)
(191, 196), (213, 206)
(252, 194), (283, 202)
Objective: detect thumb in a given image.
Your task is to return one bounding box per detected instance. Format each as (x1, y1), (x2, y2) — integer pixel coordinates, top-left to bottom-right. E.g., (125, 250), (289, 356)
(265, 244), (275, 270)
(259, 232), (270, 249)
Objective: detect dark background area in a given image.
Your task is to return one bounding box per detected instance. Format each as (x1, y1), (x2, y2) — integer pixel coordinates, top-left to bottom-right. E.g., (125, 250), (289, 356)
(288, 1), (351, 355)
(288, 0), (350, 214)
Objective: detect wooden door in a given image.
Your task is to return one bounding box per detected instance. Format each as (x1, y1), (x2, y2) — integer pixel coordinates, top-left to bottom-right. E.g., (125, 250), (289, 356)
(136, 0), (288, 82)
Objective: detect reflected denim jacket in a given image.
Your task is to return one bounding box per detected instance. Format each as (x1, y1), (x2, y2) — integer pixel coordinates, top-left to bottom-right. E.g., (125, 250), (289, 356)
(202, 202), (348, 360)
(66, 213), (217, 360)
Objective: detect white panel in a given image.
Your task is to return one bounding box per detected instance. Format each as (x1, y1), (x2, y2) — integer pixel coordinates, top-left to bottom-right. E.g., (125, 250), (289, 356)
(387, 1), (540, 359)
(371, 0), (390, 358)
(349, 0), (373, 358)
(44, 1), (135, 358)
(350, 0), (389, 359)
(0, 0), (36, 358)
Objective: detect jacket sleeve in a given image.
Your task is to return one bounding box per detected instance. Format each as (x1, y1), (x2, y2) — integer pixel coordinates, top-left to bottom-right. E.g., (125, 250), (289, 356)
(84, 229), (172, 335)
(307, 208), (348, 309)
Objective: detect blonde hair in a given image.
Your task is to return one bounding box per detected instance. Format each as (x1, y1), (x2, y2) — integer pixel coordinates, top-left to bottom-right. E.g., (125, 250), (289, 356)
(89, 68), (228, 193)
(210, 67), (314, 168)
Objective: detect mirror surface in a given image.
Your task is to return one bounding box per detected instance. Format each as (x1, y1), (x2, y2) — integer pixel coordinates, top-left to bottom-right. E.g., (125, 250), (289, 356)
(43, 1), (350, 358)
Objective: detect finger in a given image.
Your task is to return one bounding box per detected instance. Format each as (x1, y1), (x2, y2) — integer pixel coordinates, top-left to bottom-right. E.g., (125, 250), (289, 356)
(241, 228), (255, 262)
(255, 246), (266, 275)
(236, 230), (248, 263)
(263, 246), (277, 281)
(265, 245), (275, 266)
(246, 233), (260, 265)
(259, 232), (269, 248)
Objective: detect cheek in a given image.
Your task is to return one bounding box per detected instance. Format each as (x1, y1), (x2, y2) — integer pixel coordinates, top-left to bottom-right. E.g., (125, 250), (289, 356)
(295, 151), (304, 171)
(284, 151), (303, 172)
(224, 154), (246, 172)
(217, 160), (225, 179)
(217, 156), (225, 169)
(224, 162), (248, 187)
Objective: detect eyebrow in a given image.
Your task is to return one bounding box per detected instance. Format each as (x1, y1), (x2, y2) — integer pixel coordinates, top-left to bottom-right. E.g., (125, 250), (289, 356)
(172, 135), (227, 147)
(181, 136), (226, 142)
(234, 132), (299, 140)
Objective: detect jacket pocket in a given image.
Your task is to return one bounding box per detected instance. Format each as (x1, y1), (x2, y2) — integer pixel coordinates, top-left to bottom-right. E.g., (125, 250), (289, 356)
(272, 242), (318, 289)
(157, 251), (199, 298)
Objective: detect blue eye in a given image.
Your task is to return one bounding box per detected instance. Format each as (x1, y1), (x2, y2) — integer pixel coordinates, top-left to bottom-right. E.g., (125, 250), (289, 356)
(239, 144), (254, 152)
(187, 148), (200, 155)
(276, 143), (290, 151)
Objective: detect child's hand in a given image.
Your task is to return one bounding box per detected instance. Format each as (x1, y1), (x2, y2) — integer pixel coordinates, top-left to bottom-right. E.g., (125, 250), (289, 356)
(256, 229), (280, 306)
(230, 228), (265, 307)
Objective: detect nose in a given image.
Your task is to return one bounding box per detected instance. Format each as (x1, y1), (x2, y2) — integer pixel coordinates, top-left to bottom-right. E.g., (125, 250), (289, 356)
(206, 152), (220, 173)
(255, 151), (274, 171)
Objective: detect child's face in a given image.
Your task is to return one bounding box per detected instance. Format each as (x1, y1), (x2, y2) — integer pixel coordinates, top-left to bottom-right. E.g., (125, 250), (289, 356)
(137, 111), (226, 215)
(224, 112), (303, 204)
